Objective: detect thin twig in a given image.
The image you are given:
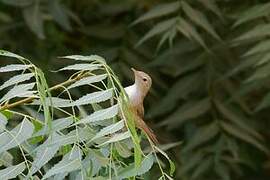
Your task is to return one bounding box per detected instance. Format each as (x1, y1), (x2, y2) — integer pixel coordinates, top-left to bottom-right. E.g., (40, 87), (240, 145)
(0, 72), (89, 111)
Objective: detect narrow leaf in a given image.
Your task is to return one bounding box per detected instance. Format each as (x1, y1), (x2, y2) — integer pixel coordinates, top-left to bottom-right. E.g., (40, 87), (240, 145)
(77, 104), (119, 124)
(0, 73), (34, 91)
(60, 55), (106, 63)
(67, 74), (107, 89)
(0, 83), (35, 103)
(0, 162), (25, 179)
(91, 120), (124, 141)
(0, 118), (34, 153)
(30, 133), (61, 175)
(58, 63), (101, 71)
(68, 89), (113, 107)
(181, 1), (220, 40)
(98, 131), (131, 147)
(221, 121), (269, 154)
(0, 50), (26, 60)
(132, 1), (180, 24)
(137, 18), (177, 46)
(0, 64), (32, 72)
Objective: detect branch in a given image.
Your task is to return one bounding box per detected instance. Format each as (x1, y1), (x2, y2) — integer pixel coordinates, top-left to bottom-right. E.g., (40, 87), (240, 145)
(0, 72), (89, 111)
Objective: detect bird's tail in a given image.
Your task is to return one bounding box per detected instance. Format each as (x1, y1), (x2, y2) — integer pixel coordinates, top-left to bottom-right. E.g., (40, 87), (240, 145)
(136, 117), (158, 144)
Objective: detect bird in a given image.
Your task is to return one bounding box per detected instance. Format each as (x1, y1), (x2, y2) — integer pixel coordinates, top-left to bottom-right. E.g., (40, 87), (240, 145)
(124, 68), (158, 144)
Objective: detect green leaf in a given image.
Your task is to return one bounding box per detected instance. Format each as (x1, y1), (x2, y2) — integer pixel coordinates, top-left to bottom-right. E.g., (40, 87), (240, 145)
(183, 122), (219, 152)
(161, 98), (210, 128)
(176, 17), (207, 49)
(91, 120), (124, 141)
(98, 131), (131, 147)
(233, 2), (270, 27)
(234, 24), (270, 42)
(0, 83), (36, 103)
(256, 52), (270, 66)
(0, 73), (34, 91)
(256, 92), (270, 111)
(0, 162), (25, 179)
(191, 157), (212, 179)
(247, 61), (270, 82)
(42, 146), (82, 179)
(31, 97), (71, 108)
(0, 151), (13, 167)
(117, 153), (154, 179)
(244, 40), (270, 56)
(49, 0), (72, 31)
(148, 72), (203, 118)
(77, 104), (119, 124)
(0, 118), (34, 153)
(181, 1), (220, 40)
(34, 117), (74, 137)
(132, 1), (180, 25)
(23, 2), (45, 39)
(137, 18), (178, 46)
(221, 121), (269, 154)
(0, 64), (32, 72)
(68, 89), (114, 107)
(0, 113), (7, 132)
(0, 50), (26, 60)
(115, 142), (132, 158)
(198, 0), (223, 19)
(155, 146), (175, 176)
(58, 63), (102, 71)
(30, 133), (62, 175)
(215, 162), (231, 180)
(60, 55), (106, 63)
(67, 74), (107, 89)
(216, 100), (263, 140)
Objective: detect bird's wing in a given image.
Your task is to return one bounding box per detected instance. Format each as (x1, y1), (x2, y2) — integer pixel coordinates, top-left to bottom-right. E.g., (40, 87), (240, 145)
(136, 104), (144, 118)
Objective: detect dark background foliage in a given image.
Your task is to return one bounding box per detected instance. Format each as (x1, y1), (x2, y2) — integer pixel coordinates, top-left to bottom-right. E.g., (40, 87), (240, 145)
(1, 0), (270, 179)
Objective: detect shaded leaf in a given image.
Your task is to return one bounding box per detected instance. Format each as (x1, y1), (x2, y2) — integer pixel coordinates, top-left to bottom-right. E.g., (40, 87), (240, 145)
(23, 2), (45, 39)
(181, 1), (220, 40)
(183, 122), (219, 152)
(132, 1), (180, 24)
(221, 121), (269, 154)
(137, 18), (178, 46)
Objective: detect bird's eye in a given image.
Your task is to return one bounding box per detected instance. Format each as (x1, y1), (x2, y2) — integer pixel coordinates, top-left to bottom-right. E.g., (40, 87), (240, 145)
(143, 78), (147, 82)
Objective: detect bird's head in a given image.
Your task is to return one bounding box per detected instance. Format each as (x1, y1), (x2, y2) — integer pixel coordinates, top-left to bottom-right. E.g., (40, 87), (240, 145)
(131, 68), (152, 95)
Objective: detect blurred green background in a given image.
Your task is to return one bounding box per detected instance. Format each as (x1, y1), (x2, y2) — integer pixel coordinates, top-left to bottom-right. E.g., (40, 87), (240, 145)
(1, 0), (270, 179)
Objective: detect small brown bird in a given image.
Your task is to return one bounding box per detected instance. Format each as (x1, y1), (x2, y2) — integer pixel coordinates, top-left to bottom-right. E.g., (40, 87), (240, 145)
(124, 68), (158, 144)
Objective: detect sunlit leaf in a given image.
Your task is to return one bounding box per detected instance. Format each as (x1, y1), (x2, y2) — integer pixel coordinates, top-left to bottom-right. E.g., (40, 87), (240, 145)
(0, 118), (34, 153)
(0, 162), (25, 179)
(0, 64), (32, 72)
(91, 120), (124, 141)
(77, 104), (119, 124)
(0, 73), (34, 91)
